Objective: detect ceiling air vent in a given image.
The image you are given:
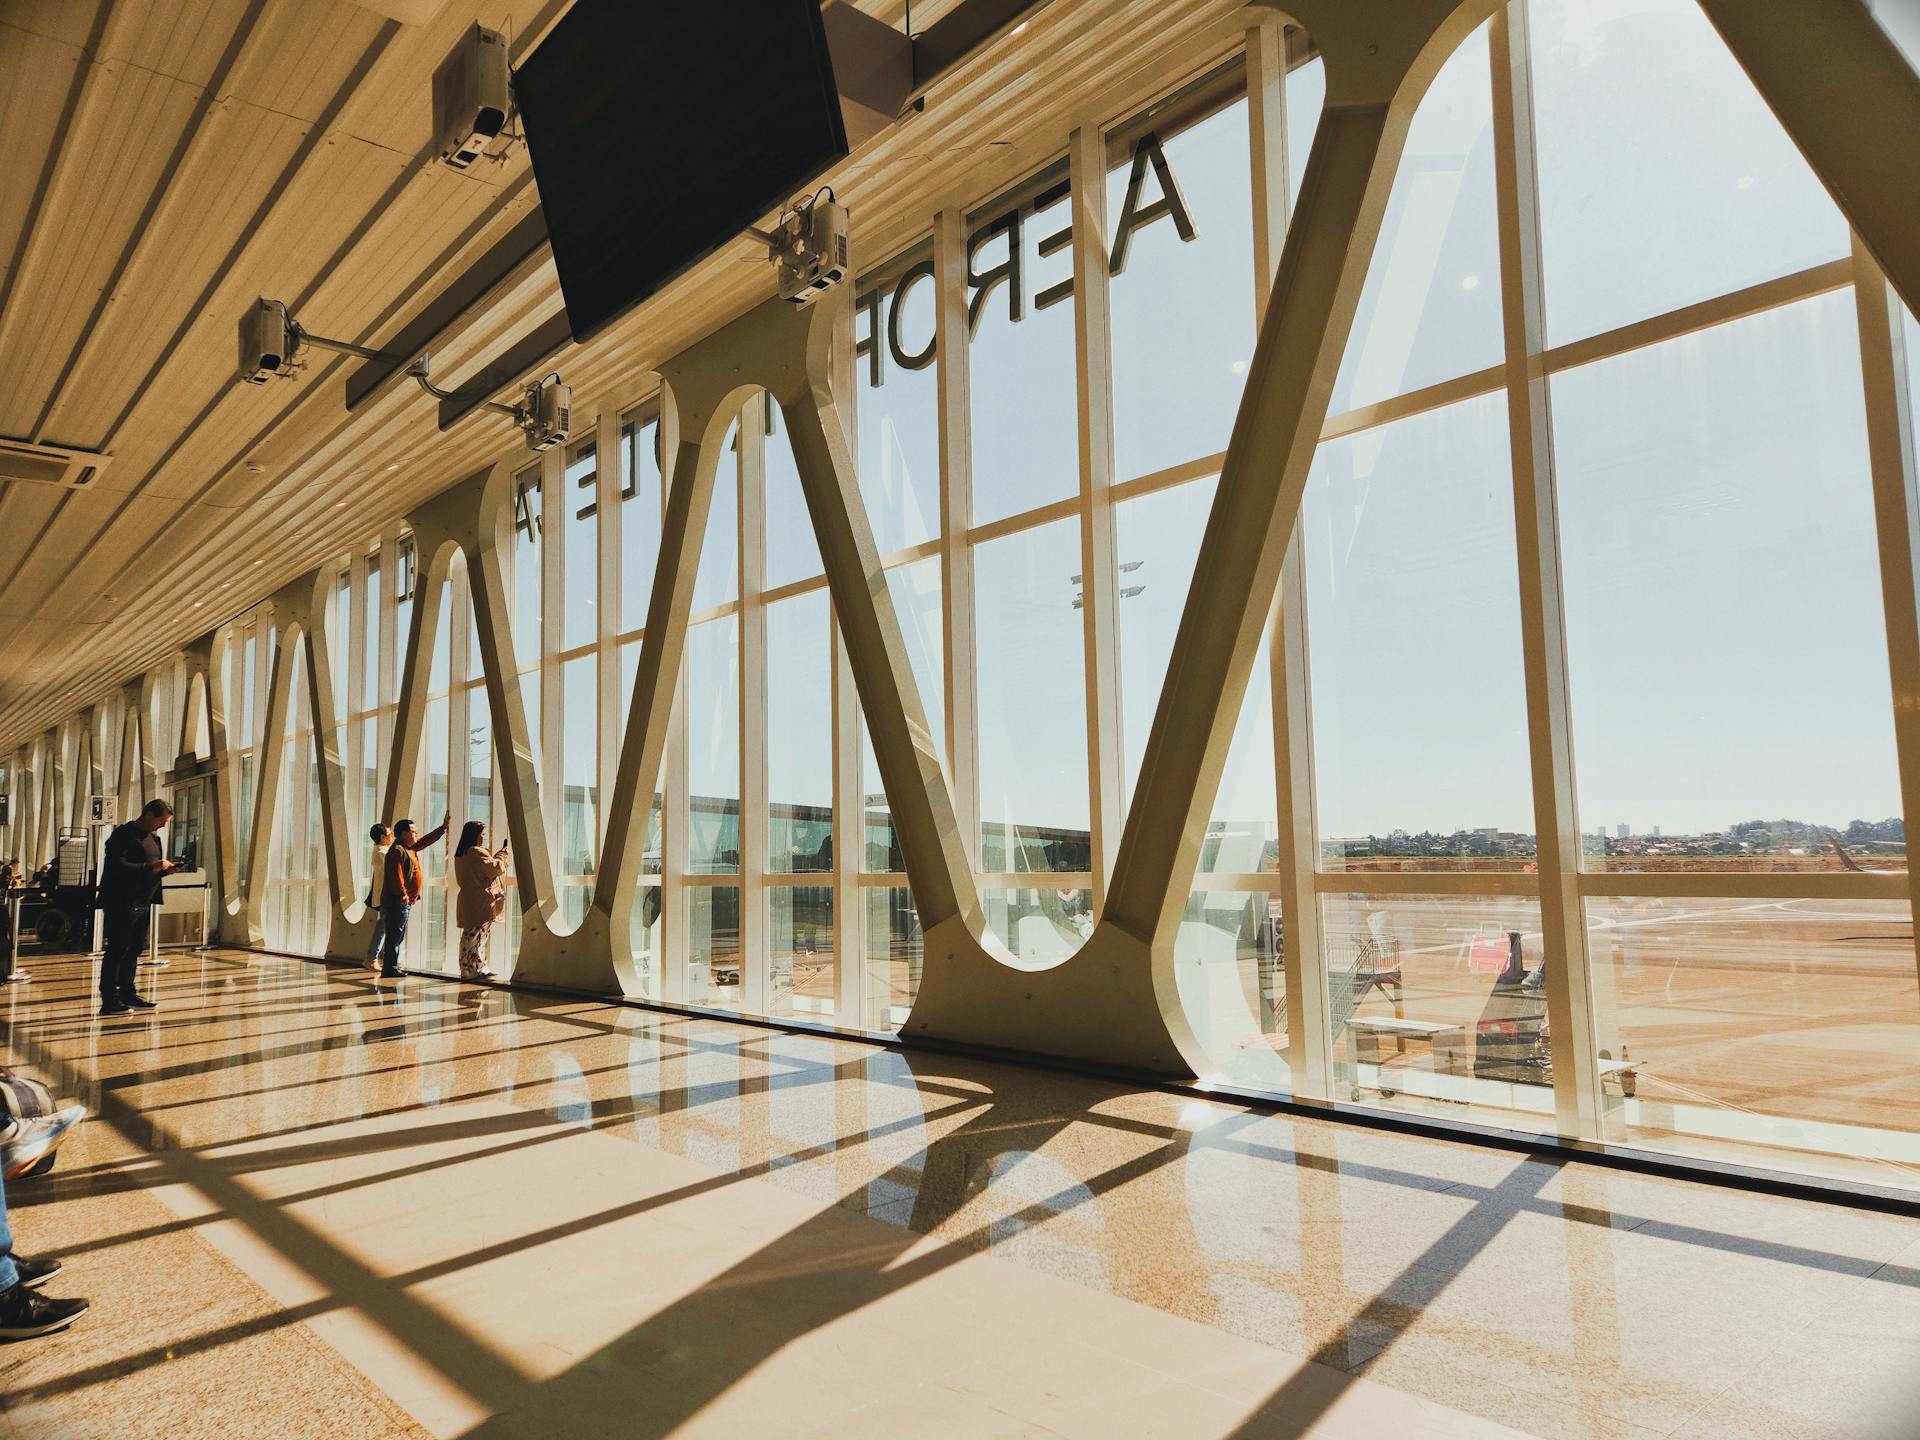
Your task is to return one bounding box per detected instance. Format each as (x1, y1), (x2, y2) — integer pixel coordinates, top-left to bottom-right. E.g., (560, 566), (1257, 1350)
(0, 438), (110, 491)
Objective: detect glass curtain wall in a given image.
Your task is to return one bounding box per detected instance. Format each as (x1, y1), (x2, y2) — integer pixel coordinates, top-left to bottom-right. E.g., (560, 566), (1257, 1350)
(63, 0), (1914, 1192)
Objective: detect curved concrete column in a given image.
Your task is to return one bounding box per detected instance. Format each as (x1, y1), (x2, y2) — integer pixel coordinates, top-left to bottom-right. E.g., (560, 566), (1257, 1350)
(875, 0), (1499, 1074)
(390, 462), (611, 987)
(236, 571), (355, 951)
(492, 0), (1499, 1072)
(585, 323), (776, 995)
(180, 629), (249, 945)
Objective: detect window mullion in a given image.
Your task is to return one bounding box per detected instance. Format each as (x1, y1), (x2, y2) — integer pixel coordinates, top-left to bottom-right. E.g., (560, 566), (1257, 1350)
(1490, 3), (1604, 1140)
(830, 294), (865, 1025)
(1251, 17), (1332, 1103)
(740, 396), (769, 1016)
(1070, 121), (1124, 912)
(1850, 234), (1920, 991)
(933, 207), (979, 862)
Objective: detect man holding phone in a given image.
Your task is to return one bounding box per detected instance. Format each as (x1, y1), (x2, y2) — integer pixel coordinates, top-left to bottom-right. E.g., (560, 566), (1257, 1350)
(98, 799), (179, 1016)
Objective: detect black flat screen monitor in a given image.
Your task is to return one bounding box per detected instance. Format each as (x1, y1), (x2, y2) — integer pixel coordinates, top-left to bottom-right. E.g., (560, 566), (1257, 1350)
(514, 0), (850, 344)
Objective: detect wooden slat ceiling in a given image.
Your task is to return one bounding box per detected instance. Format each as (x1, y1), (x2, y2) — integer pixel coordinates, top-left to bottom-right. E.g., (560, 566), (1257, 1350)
(0, 0), (1247, 752)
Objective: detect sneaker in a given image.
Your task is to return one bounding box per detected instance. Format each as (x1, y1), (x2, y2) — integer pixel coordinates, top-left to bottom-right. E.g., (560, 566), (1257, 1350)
(380, 965), (402, 979)
(13, 1255), (60, 1290)
(0, 1284), (88, 1340)
(98, 1002), (129, 1017)
(121, 994), (158, 1011)
(2, 1106), (86, 1181)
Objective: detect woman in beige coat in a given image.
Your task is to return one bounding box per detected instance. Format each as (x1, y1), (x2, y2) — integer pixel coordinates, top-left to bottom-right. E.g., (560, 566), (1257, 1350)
(452, 821), (510, 981)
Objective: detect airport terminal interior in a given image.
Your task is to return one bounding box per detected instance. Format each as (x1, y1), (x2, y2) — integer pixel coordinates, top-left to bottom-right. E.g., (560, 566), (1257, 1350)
(0, 0), (1918, 1434)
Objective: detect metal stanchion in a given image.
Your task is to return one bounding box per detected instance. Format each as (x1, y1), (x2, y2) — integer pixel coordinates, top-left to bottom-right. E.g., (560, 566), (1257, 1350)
(0, 890), (24, 984)
(145, 881), (212, 966)
(148, 902), (166, 969)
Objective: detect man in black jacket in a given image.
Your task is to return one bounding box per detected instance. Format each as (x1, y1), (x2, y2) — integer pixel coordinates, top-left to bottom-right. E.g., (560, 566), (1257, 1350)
(97, 799), (179, 1017)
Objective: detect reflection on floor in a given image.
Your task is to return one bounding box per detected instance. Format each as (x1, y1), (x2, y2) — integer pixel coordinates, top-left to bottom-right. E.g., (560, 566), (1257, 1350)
(2, 948), (1918, 1438)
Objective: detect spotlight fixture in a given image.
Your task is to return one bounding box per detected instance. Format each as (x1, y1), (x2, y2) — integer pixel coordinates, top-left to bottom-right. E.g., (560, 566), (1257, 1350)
(747, 190), (850, 306)
(406, 355), (570, 453)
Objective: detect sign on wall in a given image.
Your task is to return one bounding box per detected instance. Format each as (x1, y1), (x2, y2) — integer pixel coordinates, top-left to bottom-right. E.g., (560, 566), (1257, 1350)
(89, 794), (117, 824)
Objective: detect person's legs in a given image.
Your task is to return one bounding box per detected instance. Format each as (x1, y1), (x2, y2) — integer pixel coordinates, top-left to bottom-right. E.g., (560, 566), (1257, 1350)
(458, 924), (494, 978)
(380, 901), (409, 973)
(0, 1164), (19, 1293)
(366, 909), (386, 970)
(99, 906), (133, 1010)
(0, 1166), (89, 1338)
(119, 906), (152, 1003)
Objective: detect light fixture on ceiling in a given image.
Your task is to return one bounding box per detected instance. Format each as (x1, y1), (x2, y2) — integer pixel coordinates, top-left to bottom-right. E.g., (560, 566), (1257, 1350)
(236, 298), (571, 454)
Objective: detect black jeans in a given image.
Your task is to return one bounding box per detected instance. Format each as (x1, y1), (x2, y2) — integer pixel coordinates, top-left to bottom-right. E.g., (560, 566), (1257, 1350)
(379, 899), (411, 968)
(100, 903), (150, 1003)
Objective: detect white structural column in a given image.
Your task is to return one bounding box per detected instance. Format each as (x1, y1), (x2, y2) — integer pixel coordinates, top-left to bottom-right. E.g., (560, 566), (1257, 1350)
(1070, 122), (1126, 908)
(72, 708), (97, 832)
(590, 340), (756, 998)
(38, 729), (56, 867)
(596, 404), (622, 860)
(831, 296), (864, 1022)
(237, 572), (356, 951)
(1852, 234), (1920, 983)
(394, 464), (584, 982)
(1490, 6), (1603, 1139)
(448, 553), (474, 967)
(740, 398), (770, 1015)
(540, 442), (564, 868)
(933, 209), (981, 862)
(180, 629), (244, 939)
(1250, 16), (1332, 1101)
(347, 549), (369, 860)
(241, 615), (296, 943)
(377, 532), (399, 803)
(116, 678), (144, 815)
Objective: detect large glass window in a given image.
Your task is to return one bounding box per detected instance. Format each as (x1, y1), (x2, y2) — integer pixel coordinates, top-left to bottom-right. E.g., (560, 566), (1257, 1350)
(563, 441), (598, 651)
(1528, 0), (1849, 345)
(1115, 478), (1214, 812)
(1107, 72), (1255, 480)
(968, 167), (1079, 526)
(1304, 394), (1532, 863)
(769, 886), (834, 1021)
(513, 467), (542, 668)
(694, 422), (740, 611)
(1587, 898), (1920, 1176)
(686, 617), (740, 874)
(621, 408), (664, 633)
(1322, 893), (1553, 1132)
(1553, 293), (1897, 864)
(560, 654), (597, 880)
(974, 518), (1089, 871)
(767, 592), (833, 874)
(855, 249), (941, 554)
(362, 554), (380, 706)
(1328, 20), (1501, 415)
(763, 396), (824, 589)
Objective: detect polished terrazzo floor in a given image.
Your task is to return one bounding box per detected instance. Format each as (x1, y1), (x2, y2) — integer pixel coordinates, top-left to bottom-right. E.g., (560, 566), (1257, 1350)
(1, 947), (1917, 1438)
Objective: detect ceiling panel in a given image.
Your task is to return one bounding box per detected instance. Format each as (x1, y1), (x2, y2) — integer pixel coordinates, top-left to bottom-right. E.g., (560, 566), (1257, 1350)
(0, 0), (1250, 749)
